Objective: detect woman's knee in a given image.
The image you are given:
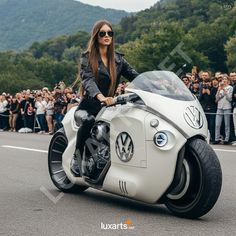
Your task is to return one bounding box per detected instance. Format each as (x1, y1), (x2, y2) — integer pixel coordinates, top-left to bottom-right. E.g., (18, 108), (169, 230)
(74, 110), (95, 127)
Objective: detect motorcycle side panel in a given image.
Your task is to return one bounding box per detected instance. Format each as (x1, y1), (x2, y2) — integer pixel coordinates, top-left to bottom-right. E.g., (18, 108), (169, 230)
(109, 106), (148, 168)
(102, 110), (187, 203)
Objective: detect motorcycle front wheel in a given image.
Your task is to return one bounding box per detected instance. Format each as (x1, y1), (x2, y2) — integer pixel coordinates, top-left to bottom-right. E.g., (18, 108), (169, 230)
(165, 139), (222, 219)
(48, 128), (88, 193)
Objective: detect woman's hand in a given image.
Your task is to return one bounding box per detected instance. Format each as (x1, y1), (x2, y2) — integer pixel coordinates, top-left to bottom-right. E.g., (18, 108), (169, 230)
(102, 97), (115, 106)
(96, 94), (115, 106)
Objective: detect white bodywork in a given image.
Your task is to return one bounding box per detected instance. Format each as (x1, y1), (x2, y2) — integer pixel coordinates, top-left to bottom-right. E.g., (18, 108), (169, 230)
(61, 87), (208, 204)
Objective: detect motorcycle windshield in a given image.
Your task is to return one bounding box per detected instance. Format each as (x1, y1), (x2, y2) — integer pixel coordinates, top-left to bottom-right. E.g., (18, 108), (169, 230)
(127, 71), (195, 101)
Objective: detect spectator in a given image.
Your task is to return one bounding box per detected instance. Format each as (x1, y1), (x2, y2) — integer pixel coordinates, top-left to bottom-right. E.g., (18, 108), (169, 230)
(212, 77), (219, 89)
(200, 71), (210, 82)
(45, 95), (55, 135)
(66, 92), (80, 111)
(231, 72), (236, 141)
(53, 88), (67, 131)
(64, 87), (73, 95)
(9, 96), (20, 132)
(199, 78), (217, 143)
(20, 93), (35, 131)
(190, 80), (200, 99)
(229, 72), (236, 86)
(199, 71), (210, 97)
(0, 93), (8, 131)
(0, 94), (9, 131)
(214, 75), (233, 145)
(181, 75), (192, 90)
(35, 95), (47, 134)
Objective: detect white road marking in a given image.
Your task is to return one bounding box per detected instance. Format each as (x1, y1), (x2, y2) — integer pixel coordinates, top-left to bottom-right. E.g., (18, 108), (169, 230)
(1, 145), (48, 153)
(213, 148), (236, 153)
(1, 145), (235, 154)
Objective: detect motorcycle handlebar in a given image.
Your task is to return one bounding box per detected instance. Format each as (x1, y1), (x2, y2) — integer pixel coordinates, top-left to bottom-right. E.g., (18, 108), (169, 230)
(101, 93), (140, 107)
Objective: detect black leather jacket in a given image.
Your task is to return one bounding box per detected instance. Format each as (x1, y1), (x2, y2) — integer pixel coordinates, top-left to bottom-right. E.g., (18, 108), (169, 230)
(80, 51), (139, 98)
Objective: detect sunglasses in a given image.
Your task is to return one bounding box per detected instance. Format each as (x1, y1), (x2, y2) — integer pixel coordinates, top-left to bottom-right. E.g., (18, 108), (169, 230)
(98, 31), (114, 38)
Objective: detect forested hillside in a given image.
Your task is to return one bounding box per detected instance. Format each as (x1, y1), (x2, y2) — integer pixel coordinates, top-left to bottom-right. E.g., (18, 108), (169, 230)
(0, 0), (128, 50)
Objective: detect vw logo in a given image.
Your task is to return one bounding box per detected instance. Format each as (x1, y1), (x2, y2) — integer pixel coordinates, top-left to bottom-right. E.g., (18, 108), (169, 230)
(184, 106), (203, 129)
(115, 132), (134, 162)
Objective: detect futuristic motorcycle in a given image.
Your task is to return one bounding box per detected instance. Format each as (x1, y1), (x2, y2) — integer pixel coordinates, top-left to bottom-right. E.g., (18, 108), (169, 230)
(48, 71), (222, 219)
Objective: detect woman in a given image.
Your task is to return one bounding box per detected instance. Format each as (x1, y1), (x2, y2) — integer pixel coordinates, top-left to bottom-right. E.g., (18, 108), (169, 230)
(35, 95), (47, 134)
(214, 75), (233, 145)
(9, 96), (20, 132)
(45, 95), (54, 135)
(71, 20), (139, 176)
(0, 94), (9, 131)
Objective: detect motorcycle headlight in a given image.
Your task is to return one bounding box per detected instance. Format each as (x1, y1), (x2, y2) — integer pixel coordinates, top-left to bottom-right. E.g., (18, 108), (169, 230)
(153, 132), (168, 147)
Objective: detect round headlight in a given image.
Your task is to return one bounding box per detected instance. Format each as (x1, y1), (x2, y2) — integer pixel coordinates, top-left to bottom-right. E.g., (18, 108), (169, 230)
(153, 132), (168, 147)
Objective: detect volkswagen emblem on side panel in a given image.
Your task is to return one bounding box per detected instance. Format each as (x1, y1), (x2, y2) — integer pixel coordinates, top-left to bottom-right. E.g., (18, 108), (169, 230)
(184, 106), (203, 129)
(115, 132), (134, 162)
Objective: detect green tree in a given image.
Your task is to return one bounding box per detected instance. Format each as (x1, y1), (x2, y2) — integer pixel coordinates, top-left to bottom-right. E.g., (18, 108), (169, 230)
(119, 23), (209, 74)
(225, 33), (236, 71)
(62, 46), (82, 63)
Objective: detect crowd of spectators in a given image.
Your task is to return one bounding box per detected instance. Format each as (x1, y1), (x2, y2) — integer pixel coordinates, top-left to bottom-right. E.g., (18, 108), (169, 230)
(0, 80), (128, 135)
(1, 71), (236, 145)
(181, 70), (236, 145)
(0, 81), (80, 134)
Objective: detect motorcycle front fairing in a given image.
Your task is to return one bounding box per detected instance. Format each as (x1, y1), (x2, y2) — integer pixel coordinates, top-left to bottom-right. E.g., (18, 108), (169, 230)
(125, 71), (208, 140)
(101, 71), (208, 203)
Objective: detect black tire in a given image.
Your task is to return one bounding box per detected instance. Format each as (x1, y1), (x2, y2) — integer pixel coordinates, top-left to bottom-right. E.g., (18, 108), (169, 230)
(48, 128), (88, 193)
(165, 139), (222, 219)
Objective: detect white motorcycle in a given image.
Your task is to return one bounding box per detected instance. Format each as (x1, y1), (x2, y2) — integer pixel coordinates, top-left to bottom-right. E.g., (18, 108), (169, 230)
(48, 71), (222, 219)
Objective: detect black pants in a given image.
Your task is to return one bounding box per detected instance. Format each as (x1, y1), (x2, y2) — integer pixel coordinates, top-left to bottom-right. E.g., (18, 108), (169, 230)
(23, 114), (34, 130)
(0, 112), (8, 129)
(205, 111), (216, 142)
(74, 98), (102, 157)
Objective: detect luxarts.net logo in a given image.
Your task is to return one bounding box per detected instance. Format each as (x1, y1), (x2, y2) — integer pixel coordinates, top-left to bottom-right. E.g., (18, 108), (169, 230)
(101, 219), (135, 230)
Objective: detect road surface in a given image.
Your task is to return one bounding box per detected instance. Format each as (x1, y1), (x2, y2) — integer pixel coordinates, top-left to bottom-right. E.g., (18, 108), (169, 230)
(0, 132), (235, 236)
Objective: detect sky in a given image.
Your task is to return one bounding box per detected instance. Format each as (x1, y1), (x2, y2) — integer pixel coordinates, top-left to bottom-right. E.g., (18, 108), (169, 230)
(76, 0), (159, 12)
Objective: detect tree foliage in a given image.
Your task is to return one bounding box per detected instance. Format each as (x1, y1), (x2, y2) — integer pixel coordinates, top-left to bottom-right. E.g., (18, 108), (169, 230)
(225, 32), (236, 71)
(116, 0), (236, 73)
(0, 0), (236, 94)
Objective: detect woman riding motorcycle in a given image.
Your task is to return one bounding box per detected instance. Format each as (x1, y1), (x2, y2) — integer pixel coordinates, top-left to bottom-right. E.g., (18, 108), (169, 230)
(71, 20), (139, 176)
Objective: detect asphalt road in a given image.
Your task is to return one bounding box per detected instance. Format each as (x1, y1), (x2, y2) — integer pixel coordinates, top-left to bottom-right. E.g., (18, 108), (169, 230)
(0, 132), (235, 236)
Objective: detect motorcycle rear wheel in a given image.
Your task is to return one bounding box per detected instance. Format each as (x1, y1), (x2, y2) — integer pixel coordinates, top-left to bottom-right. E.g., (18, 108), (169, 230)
(165, 139), (222, 219)
(48, 128), (88, 193)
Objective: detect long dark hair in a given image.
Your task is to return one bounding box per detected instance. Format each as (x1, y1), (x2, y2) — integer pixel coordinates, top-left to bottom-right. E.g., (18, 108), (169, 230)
(84, 20), (117, 97)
